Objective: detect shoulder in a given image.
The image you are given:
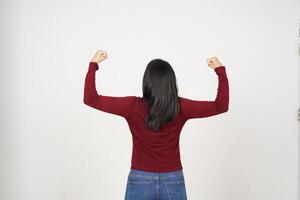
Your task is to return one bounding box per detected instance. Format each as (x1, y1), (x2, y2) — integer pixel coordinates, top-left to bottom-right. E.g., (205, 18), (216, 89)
(126, 96), (142, 106)
(127, 95), (140, 103)
(178, 96), (190, 104)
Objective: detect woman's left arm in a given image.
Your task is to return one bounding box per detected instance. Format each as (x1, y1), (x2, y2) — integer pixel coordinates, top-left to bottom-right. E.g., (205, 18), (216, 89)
(83, 50), (137, 119)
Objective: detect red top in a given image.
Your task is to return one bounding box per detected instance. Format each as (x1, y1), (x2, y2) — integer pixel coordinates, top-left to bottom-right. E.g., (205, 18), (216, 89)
(84, 62), (229, 172)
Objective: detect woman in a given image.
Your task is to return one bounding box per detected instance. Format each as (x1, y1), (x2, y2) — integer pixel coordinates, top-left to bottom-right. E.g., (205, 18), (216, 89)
(83, 50), (229, 200)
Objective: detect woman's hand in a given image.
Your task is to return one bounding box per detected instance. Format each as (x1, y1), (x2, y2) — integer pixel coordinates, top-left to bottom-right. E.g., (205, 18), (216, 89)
(90, 49), (108, 63)
(207, 57), (223, 69)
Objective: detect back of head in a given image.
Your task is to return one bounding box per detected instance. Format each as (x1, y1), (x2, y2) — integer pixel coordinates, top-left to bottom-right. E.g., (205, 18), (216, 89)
(142, 58), (180, 132)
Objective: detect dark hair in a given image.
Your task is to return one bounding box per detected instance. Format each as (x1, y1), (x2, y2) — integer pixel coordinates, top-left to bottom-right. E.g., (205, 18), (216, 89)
(142, 58), (180, 132)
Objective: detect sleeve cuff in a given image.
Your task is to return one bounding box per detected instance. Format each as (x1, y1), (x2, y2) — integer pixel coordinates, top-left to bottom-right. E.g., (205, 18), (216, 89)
(214, 66), (226, 75)
(89, 62), (99, 71)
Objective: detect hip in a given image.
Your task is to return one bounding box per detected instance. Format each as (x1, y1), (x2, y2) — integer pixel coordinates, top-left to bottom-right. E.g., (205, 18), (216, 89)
(125, 169), (188, 200)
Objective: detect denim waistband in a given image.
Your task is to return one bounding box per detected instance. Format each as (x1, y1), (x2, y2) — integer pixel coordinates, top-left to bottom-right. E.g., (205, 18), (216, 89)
(128, 169), (184, 180)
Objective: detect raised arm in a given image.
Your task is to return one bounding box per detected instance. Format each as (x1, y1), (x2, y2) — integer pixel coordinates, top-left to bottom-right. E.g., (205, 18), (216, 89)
(180, 65), (229, 120)
(83, 51), (137, 119)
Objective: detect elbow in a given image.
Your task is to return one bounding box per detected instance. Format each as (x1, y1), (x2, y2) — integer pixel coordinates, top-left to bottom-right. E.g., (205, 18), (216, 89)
(83, 95), (98, 106)
(224, 106), (228, 112)
(216, 99), (229, 113)
(217, 105), (229, 113)
(83, 99), (89, 105)
(83, 99), (94, 106)
(83, 97), (92, 105)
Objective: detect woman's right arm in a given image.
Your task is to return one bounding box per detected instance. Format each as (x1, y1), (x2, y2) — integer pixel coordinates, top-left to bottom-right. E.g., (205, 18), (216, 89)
(180, 65), (229, 120)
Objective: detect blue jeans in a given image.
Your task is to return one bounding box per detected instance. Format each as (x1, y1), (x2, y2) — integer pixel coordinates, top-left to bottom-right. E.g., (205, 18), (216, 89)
(124, 169), (188, 200)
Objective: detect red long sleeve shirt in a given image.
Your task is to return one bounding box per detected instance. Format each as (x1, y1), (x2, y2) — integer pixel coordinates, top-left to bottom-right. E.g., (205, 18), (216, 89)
(84, 62), (229, 172)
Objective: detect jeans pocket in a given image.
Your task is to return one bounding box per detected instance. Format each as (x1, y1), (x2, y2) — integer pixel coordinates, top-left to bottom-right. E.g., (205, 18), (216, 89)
(164, 180), (188, 200)
(125, 179), (152, 200)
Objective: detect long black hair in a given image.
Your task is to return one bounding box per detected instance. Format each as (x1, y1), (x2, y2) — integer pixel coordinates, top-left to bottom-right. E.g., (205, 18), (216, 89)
(142, 58), (180, 132)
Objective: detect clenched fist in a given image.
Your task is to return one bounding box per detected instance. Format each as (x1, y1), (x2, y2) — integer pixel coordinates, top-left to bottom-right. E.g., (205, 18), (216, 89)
(207, 57), (223, 69)
(91, 49), (108, 63)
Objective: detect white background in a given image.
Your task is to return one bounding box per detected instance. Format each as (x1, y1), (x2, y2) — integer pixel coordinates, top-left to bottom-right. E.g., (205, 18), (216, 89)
(1, 0), (299, 199)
